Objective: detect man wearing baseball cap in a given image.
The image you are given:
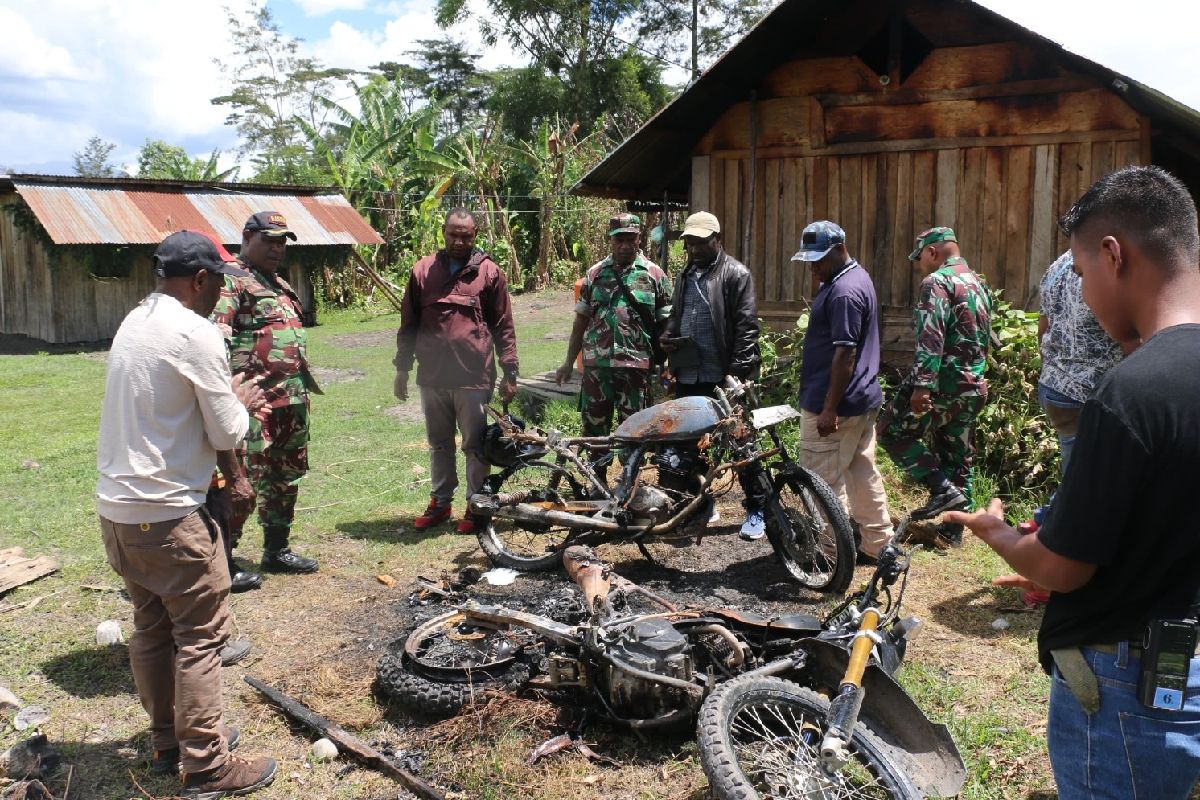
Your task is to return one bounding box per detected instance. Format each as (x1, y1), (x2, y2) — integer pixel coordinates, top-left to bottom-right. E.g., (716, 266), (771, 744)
(556, 213), (672, 447)
(791, 220), (894, 560)
(877, 226), (992, 546)
(211, 211), (322, 579)
(97, 231), (278, 796)
(660, 211), (765, 538)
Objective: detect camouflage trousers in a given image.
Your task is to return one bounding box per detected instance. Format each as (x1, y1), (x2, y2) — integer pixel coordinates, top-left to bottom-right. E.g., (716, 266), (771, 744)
(877, 386), (985, 504)
(229, 400), (310, 550)
(579, 367), (652, 437)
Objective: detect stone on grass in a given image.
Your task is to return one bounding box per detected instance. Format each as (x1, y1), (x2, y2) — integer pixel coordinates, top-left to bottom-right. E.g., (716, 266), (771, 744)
(310, 738), (338, 761)
(95, 620), (124, 645)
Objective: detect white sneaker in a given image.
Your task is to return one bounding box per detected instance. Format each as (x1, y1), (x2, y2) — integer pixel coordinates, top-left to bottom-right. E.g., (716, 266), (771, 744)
(739, 510), (765, 541)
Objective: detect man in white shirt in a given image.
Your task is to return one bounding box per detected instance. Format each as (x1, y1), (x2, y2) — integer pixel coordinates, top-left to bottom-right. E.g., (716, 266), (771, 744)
(96, 231), (277, 797)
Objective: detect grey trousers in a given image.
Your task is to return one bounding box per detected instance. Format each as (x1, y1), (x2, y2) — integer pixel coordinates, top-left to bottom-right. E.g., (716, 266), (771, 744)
(419, 386), (491, 506)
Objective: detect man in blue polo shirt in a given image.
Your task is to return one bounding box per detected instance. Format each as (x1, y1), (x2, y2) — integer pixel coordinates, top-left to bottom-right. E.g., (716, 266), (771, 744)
(791, 221), (894, 560)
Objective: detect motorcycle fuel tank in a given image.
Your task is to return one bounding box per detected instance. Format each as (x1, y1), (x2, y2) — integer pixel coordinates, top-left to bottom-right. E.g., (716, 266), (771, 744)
(612, 395), (723, 443)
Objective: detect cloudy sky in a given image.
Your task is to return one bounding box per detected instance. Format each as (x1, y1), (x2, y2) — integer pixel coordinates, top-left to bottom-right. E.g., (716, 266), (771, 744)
(2, 0), (1198, 175)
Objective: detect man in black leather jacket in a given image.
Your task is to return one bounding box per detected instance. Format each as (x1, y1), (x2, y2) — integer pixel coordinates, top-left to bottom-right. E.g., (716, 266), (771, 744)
(661, 211), (763, 537)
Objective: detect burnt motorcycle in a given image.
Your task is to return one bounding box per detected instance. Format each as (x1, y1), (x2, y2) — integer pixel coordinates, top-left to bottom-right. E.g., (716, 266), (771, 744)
(376, 544), (965, 799)
(471, 376), (856, 594)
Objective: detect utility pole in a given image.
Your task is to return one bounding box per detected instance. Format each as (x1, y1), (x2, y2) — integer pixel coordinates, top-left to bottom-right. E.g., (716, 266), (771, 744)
(691, 0), (699, 80)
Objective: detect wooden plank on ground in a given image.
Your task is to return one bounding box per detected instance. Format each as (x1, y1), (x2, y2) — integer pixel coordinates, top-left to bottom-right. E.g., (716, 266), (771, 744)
(516, 371), (580, 405)
(0, 552), (59, 596)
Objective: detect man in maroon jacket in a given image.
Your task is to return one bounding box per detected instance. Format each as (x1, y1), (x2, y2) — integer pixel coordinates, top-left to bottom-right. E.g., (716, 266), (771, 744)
(394, 208), (519, 533)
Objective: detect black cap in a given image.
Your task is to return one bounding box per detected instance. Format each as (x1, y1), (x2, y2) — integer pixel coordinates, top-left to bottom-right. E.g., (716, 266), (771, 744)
(243, 210), (298, 241)
(153, 231), (250, 278)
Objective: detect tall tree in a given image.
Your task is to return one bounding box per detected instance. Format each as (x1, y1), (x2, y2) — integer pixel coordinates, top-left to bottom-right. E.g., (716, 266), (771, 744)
(636, 0), (770, 76)
(212, 4), (352, 184)
(435, 0), (669, 136)
(405, 38), (491, 130)
(136, 140), (239, 181)
(72, 136), (118, 177)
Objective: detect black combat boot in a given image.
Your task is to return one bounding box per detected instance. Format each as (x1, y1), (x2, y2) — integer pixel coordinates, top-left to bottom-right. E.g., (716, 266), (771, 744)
(260, 527), (318, 574)
(227, 555), (263, 593)
(911, 471), (969, 520)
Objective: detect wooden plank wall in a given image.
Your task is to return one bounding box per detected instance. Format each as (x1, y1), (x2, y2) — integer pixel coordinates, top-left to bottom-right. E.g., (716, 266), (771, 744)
(689, 34), (1147, 360)
(0, 197), (55, 341)
(703, 137), (1141, 357)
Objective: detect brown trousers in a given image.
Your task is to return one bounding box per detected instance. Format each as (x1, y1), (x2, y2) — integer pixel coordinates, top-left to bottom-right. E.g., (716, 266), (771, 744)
(99, 508), (231, 773)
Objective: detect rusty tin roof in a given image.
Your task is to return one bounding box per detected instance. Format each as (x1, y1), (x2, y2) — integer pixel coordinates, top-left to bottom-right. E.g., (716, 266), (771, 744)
(3, 174), (383, 246)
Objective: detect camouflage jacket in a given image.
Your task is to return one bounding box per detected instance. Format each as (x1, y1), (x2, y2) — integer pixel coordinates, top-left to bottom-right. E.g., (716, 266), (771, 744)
(576, 254), (672, 370)
(909, 256), (991, 396)
(211, 264), (321, 409)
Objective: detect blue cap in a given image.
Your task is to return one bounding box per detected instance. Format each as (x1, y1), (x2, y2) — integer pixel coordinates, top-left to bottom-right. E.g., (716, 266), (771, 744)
(790, 220), (846, 262)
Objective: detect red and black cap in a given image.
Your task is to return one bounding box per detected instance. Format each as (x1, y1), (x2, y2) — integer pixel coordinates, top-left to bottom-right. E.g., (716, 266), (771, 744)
(243, 210), (298, 241)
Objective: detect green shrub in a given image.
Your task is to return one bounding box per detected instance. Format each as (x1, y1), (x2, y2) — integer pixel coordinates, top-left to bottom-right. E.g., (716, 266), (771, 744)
(974, 291), (1059, 498)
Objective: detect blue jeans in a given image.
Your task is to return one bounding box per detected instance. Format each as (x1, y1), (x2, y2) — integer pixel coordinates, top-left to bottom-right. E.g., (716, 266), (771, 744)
(1049, 643), (1200, 799)
(1038, 383), (1083, 474)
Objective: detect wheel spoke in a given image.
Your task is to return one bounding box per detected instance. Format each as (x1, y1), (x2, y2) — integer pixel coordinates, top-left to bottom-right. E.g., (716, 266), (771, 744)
(727, 700), (896, 800)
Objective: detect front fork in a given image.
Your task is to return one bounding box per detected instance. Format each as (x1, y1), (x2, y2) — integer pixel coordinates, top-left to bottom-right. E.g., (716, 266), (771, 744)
(819, 607), (881, 773)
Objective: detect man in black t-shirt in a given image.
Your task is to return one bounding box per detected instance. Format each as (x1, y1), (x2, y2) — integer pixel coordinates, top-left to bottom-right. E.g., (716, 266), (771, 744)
(947, 165), (1200, 799)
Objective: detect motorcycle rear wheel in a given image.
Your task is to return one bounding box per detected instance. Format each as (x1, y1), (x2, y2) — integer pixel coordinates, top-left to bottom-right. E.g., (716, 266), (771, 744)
(698, 675), (920, 800)
(376, 611), (535, 717)
(765, 470), (855, 594)
(477, 460), (588, 571)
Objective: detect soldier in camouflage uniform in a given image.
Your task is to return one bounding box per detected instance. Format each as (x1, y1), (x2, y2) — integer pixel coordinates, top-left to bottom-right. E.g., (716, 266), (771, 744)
(555, 213), (671, 444)
(211, 212), (322, 576)
(877, 227), (991, 544)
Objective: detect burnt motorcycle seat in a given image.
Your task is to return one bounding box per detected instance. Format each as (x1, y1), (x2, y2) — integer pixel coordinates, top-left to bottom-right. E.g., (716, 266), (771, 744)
(709, 608), (823, 633)
(612, 396), (723, 443)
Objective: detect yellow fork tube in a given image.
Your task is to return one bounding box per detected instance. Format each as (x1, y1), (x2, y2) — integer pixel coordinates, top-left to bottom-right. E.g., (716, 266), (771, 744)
(841, 608), (881, 688)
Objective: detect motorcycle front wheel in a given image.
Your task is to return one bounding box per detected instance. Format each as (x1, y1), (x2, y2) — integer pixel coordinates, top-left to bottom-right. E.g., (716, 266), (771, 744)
(476, 460), (588, 571)
(698, 675), (920, 800)
(764, 469), (855, 594)
(376, 611), (537, 717)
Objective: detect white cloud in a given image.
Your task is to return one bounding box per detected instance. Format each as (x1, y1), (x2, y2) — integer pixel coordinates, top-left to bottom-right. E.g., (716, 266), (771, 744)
(0, 8), (84, 81)
(308, 0), (525, 73)
(0, 0), (249, 170)
(293, 0), (368, 16)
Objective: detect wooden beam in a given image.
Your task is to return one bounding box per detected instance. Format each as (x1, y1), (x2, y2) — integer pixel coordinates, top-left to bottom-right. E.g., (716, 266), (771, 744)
(690, 156), (711, 214)
(709, 128), (1140, 160)
(816, 76), (1099, 108)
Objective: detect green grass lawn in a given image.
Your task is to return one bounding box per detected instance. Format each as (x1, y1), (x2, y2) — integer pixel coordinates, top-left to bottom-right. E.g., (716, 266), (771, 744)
(0, 290), (1057, 799)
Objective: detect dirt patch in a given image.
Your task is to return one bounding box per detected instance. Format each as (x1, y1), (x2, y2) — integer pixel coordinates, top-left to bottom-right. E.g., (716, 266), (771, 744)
(329, 329), (394, 349)
(309, 366), (365, 385)
(383, 401), (425, 424)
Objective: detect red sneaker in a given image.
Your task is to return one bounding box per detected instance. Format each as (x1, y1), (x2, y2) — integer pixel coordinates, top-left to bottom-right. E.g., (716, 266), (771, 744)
(414, 500), (452, 531)
(456, 516), (477, 535)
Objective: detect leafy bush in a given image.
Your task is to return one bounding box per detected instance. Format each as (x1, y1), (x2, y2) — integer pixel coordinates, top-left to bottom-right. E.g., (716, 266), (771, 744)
(758, 313), (809, 406)
(974, 292), (1059, 497)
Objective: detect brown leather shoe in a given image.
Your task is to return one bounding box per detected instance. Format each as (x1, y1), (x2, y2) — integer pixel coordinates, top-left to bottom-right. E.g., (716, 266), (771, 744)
(181, 755), (277, 799)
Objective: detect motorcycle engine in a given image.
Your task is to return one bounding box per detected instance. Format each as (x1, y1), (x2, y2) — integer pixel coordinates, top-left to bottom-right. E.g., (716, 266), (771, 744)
(627, 485), (673, 522)
(652, 446), (704, 493)
(602, 618), (694, 720)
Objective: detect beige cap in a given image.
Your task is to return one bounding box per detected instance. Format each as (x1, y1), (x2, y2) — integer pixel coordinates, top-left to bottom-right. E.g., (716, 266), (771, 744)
(682, 211), (720, 238)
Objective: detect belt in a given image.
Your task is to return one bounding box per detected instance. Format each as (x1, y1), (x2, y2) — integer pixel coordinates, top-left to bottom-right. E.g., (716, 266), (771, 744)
(1090, 641), (1200, 656)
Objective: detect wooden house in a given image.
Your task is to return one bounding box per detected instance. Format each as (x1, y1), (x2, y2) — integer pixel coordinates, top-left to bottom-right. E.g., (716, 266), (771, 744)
(574, 0), (1200, 360)
(0, 174), (383, 343)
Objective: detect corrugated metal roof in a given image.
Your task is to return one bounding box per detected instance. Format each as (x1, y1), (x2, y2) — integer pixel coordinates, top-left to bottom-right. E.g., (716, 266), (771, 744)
(10, 180), (383, 246)
(574, 0), (1200, 200)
